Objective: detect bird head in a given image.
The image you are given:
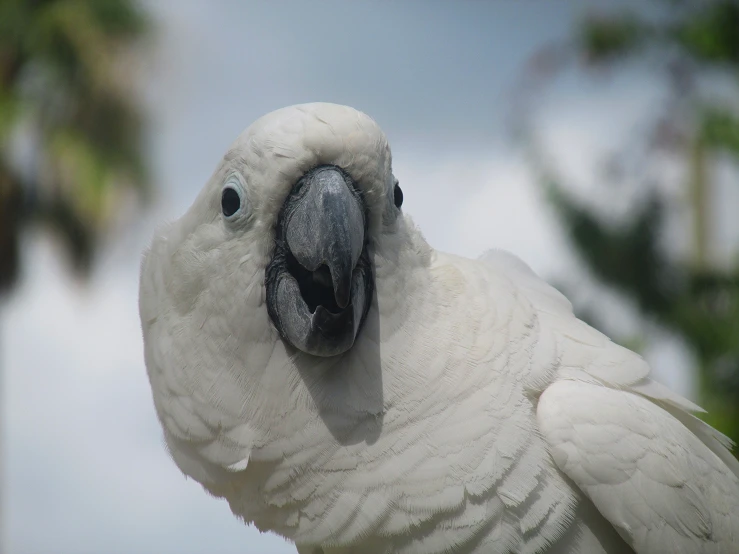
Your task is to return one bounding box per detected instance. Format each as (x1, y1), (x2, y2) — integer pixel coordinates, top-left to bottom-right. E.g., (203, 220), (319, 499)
(143, 103), (405, 359)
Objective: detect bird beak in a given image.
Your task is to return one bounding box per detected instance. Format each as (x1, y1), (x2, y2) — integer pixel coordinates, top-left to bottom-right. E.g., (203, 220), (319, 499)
(284, 166), (365, 309)
(266, 165), (373, 357)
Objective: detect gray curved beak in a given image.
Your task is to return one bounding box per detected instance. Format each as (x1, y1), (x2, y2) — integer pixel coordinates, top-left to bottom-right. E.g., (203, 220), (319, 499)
(284, 166), (365, 309)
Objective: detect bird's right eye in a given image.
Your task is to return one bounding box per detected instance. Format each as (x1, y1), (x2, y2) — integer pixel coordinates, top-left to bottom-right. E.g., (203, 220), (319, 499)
(221, 185), (242, 218)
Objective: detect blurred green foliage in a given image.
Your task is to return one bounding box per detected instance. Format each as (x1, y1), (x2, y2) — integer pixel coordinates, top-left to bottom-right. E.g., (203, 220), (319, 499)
(519, 0), (739, 449)
(0, 0), (150, 293)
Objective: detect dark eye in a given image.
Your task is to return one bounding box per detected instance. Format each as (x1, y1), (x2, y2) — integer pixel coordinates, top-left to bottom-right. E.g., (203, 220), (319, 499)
(221, 186), (241, 217)
(393, 182), (403, 209)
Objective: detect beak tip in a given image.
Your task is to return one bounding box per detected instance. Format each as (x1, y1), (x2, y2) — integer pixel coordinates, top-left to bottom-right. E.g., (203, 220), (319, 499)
(335, 287), (350, 309)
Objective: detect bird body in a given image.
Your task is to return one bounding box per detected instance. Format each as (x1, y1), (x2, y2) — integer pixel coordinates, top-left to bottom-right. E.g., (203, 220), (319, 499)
(140, 103), (739, 553)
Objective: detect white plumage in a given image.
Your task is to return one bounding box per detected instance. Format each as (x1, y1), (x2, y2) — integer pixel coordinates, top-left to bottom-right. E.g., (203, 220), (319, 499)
(139, 103), (739, 553)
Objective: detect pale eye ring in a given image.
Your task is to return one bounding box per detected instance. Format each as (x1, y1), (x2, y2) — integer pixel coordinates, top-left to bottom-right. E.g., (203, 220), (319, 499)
(221, 177), (246, 219)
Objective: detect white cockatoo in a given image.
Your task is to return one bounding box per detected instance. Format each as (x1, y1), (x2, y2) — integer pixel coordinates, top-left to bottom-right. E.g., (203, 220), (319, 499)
(139, 103), (739, 554)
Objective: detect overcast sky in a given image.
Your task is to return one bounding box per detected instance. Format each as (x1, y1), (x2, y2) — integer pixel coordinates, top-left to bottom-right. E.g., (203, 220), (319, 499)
(2, 2), (696, 554)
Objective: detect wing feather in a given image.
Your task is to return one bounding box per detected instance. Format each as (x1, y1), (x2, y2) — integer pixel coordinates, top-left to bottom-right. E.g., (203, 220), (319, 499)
(483, 249), (739, 553)
(538, 380), (739, 554)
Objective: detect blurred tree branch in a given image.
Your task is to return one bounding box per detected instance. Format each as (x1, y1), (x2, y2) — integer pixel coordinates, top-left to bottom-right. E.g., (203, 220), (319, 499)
(513, 0), (739, 448)
(0, 0), (151, 294)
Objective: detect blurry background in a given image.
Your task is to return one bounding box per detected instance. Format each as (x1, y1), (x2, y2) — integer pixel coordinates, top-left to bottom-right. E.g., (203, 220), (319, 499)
(2, 1), (738, 553)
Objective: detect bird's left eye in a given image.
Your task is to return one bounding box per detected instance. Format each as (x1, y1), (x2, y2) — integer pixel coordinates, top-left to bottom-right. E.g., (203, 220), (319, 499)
(221, 185), (242, 218)
(394, 182), (403, 209)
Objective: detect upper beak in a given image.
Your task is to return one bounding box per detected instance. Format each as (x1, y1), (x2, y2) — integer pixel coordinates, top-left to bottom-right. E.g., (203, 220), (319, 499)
(284, 166), (365, 309)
